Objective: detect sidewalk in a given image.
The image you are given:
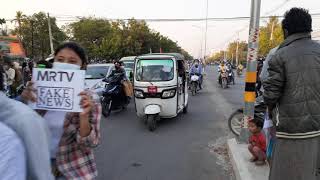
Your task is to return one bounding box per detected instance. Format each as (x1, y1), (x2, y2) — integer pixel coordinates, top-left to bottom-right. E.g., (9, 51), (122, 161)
(227, 138), (269, 180)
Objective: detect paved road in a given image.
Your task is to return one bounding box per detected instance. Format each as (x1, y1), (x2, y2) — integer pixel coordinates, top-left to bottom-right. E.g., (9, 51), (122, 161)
(95, 66), (245, 180)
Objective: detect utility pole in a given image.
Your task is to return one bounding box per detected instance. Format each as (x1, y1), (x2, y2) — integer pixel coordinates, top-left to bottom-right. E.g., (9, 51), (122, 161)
(270, 21), (275, 41)
(239, 0), (261, 143)
(203, 0), (209, 61)
(231, 53), (234, 64)
(31, 20), (34, 58)
(47, 13), (54, 55)
(200, 36), (203, 59)
(236, 39), (239, 66)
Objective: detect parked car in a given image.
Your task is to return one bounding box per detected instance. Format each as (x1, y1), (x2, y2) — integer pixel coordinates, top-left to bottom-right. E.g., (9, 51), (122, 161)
(85, 63), (114, 97)
(124, 67), (133, 81)
(120, 56), (136, 82)
(120, 56), (135, 69)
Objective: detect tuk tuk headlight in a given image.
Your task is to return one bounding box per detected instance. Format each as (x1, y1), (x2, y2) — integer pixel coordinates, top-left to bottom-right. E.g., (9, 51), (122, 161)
(134, 89), (144, 98)
(162, 89), (176, 99)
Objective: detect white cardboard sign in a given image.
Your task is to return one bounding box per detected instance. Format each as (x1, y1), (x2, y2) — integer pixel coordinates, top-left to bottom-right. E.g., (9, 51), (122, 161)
(31, 68), (85, 112)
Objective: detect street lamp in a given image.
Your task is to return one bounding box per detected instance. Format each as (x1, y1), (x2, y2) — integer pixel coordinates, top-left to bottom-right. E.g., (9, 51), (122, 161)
(192, 25), (215, 59)
(204, 0), (209, 61)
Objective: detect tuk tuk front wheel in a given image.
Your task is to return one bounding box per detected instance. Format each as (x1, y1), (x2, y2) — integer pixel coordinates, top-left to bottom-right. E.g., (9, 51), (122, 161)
(147, 115), (157, 131)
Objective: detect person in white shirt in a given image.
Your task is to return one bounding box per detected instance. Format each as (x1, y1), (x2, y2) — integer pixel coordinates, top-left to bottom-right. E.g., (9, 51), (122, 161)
(3, 61), (15, 97)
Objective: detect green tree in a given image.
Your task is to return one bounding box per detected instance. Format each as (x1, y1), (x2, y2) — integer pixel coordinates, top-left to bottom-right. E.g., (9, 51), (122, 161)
(0, 18), (6, 35)
(259, 16), (284, 56)
(226, 41), (248, 64)
(208, 51), (225, 62)
(13, 12), (67, 59)
(69, 18), (113, 59)
(68, 18), (192, 61)
(11, 11), (26, 39)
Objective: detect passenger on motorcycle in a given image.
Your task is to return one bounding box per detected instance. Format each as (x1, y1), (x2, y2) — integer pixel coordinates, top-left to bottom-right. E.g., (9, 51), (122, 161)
(189, 59), (203, 90)
(218, 61), (229, 83)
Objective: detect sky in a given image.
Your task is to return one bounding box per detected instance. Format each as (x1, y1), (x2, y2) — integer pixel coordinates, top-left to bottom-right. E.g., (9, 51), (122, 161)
(2, 0), (320, 58)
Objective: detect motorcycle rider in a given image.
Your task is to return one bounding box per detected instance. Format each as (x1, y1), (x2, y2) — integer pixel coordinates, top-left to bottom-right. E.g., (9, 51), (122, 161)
(225, 60), (235, 84)
(237, 63), (244, 75)
(189, 59), (203, 90)
(218, 61), (229, 84)
(109, 61), (125, 78)
(106, 61), (129, 104)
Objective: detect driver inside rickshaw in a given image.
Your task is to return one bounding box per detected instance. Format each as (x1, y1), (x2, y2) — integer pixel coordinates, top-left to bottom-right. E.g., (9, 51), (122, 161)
(160, 66), (173, 81)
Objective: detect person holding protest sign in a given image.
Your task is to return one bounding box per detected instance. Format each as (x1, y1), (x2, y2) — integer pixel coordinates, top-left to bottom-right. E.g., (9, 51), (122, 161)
(21, 42), (102, 180)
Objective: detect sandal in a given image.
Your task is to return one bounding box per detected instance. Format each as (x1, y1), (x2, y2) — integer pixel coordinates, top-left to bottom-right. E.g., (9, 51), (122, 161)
(255, 160), (266, 166)
(249, 157), (257, 162)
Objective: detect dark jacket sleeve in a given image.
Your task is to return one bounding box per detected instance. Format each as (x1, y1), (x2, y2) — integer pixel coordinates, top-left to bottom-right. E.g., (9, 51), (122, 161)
(263, 53), (286, 108)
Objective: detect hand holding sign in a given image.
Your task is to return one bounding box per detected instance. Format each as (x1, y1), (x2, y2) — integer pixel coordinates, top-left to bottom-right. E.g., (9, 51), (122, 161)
(79, 91), (94, 117)
(21, 81), (37, 103)
(30, 68), (85, 112)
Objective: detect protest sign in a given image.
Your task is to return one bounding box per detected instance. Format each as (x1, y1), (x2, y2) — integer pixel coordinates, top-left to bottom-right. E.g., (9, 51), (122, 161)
(31, 68), (85, 112)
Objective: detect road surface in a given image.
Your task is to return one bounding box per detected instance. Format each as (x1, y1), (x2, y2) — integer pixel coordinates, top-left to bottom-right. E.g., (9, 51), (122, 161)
(95, 66), (245, 180)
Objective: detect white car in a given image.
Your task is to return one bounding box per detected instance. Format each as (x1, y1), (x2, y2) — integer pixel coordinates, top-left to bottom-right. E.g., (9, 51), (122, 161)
(85, 63), (114, 97)
(120, 56), (135, 69)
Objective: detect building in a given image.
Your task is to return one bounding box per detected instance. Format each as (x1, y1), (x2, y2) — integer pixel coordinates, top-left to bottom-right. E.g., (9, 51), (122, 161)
(0, 36), (26, 60)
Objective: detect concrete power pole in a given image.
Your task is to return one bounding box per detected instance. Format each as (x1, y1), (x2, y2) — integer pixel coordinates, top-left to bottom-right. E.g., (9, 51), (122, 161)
(270, 21), (275, 41)
(47, 13), (54, 55)
(236, 39), (239, 66)
(203, 0), (209, 61)
(239, 0), (261, 143)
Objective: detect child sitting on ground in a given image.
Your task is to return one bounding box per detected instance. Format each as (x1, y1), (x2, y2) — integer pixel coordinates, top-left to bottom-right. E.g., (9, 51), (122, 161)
(248, 118), (266, 166)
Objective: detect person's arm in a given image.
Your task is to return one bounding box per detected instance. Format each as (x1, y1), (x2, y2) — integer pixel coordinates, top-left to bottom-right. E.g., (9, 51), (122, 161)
(2, 102), (54, 180)
(261, 47), (278, 83)
(76, 91), (101, 148)
(107, 70), (115, 78)
(263, 53), (286, 111)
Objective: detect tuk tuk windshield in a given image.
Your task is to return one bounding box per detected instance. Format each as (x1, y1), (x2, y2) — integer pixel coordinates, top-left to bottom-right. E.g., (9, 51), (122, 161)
(136, 59), (174, 81)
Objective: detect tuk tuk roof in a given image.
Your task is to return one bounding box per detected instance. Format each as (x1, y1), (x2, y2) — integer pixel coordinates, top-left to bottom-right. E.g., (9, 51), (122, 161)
(137, 53), (185, 61)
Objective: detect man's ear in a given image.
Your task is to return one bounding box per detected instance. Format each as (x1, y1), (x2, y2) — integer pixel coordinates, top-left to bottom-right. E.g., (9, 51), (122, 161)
(283, 28), (289, 39)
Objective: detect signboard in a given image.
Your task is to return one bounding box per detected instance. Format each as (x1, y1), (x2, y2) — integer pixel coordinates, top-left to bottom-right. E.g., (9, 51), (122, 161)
(31, 68), (85, 112)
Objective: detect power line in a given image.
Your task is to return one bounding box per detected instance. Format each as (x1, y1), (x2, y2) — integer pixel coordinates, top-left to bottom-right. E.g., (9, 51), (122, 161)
(263, 0), (293, 16)
(6, 12), (320, 23)
(59, 13), (320, 22)
(214, 0), (298, 50)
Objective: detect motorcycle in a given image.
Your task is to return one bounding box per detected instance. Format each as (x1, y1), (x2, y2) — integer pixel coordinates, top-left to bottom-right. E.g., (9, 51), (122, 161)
(237, 68), (243, 76)
(190, 73), (200, 96)
(219, 70), (228, 89)
(101, 73), (128, 117)
(228, 95), (266, 136)
(228, 70), (235, 85)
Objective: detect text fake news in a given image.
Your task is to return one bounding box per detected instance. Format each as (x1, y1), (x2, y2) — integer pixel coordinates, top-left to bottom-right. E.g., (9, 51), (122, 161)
(37, 87), (74, 109)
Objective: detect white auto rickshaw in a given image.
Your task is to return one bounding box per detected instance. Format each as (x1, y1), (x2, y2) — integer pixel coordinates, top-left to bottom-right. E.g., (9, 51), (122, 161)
(133, 53), (189, 131)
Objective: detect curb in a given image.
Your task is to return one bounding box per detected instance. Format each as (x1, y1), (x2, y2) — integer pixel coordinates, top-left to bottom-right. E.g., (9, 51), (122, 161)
(227, 138), (269, 180)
